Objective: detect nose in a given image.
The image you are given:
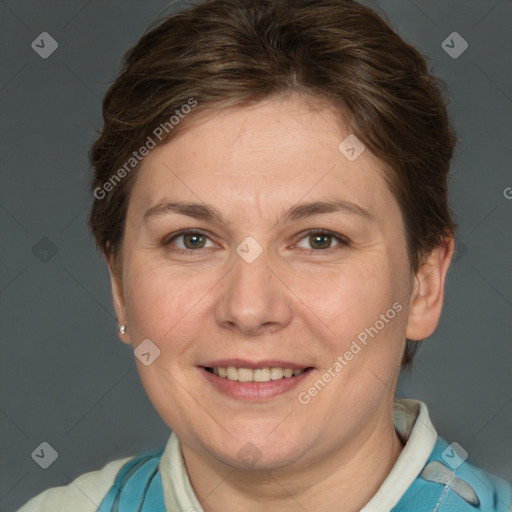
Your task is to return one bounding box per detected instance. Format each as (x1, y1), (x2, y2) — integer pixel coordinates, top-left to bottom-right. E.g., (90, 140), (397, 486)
(214, 244), (294, 337)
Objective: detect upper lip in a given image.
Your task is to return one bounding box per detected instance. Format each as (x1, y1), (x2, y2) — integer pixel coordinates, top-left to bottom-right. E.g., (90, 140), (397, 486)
(201, 359), (313, 370)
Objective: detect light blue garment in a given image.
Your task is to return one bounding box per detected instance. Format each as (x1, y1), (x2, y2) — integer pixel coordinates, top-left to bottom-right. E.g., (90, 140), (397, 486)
(97, 437), (512, 511)
(391, 436), (511, 511)
(97, 449), (166, 512)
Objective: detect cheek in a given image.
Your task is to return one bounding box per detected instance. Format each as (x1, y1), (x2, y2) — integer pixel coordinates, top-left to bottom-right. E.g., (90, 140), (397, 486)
(307, 264), (408, 385)
(296, 261), (398, 340)
(122, 258), (216, 346)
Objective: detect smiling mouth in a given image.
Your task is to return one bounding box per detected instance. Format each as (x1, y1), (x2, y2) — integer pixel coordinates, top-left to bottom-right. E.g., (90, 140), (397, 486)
(203, 366), (314, 383)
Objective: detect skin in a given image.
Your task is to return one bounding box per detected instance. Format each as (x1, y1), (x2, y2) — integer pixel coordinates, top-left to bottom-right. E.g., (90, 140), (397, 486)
(107, 93), (454, 511)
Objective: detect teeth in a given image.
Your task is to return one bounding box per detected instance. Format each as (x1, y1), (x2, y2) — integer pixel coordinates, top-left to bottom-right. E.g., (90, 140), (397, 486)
(226, 366), (238, 380)
(254, 368), (271, 382)
(270, 367), (284, 380)
(238, 368), (253, 382)
(210, 366), (306, 382)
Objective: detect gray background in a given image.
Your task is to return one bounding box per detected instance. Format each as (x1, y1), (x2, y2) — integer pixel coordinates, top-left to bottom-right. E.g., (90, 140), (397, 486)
(1, 0), (511, 510)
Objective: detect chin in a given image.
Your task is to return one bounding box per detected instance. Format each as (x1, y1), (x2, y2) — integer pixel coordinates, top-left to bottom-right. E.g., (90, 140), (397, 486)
(198, 425), (311, 471)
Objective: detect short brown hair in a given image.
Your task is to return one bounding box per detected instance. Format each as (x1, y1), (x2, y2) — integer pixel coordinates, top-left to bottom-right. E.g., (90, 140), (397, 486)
(88, 0), (457, 367)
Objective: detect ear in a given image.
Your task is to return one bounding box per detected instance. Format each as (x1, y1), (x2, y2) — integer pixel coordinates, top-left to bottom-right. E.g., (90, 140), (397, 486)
(406, 236), (455, 341)
(105, 251), (131, 345)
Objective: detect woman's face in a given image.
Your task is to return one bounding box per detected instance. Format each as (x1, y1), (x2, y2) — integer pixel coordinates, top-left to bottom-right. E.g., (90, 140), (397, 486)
(110, 94), (417, 470)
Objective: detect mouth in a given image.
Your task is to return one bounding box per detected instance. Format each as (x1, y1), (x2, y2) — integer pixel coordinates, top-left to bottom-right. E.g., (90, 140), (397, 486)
(199, 361), (315, 400)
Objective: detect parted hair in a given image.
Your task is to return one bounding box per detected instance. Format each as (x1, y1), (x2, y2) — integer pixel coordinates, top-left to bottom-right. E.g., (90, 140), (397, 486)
(88, 0), (457, 367)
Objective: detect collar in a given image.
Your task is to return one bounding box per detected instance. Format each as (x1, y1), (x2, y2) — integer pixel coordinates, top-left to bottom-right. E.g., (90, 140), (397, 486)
(360, 399), (438, 511)
(158, 398), (438, 512)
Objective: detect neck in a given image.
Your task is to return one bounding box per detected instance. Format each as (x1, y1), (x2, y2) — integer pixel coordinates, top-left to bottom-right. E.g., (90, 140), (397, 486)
(181, 405), (405, 512)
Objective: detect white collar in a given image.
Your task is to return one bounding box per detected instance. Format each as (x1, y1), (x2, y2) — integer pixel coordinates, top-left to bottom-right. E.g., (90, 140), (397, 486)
(158, 398), (438, 512)
(360, 399), (438, 511)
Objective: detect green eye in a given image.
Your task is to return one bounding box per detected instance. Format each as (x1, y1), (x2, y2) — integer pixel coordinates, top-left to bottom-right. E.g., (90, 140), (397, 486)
(309, 233), (333, 249)
(166, 230), (214, 252)
(182, 233), (208, 249)
(296, 230), (348, 251)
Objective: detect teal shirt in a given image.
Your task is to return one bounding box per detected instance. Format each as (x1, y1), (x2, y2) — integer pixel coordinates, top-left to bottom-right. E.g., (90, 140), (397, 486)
(97, 436), (512, 512)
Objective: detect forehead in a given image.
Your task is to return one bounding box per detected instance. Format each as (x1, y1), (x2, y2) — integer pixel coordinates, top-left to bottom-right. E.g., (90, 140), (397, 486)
(149, 96), (361, 169)
(130, 95), (398, 220)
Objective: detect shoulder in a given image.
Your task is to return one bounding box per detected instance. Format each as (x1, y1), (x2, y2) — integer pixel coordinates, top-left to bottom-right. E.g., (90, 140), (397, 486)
(453, 457), (512, 512)
(419, 437), (512, 512)
(17, 456), (133, 512)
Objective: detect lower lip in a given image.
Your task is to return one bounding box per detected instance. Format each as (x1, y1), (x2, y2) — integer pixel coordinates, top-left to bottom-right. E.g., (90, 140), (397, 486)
(200, 367), (313, 400)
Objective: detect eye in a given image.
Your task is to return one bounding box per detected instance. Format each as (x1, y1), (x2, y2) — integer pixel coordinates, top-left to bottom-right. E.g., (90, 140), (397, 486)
(164, 229), (348, 255)
(165, 230), (216, 252)
(295, 230), (348, 251)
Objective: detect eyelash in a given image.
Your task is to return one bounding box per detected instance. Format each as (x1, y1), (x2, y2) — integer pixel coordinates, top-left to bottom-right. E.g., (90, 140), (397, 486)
(164, 229), (349, 255)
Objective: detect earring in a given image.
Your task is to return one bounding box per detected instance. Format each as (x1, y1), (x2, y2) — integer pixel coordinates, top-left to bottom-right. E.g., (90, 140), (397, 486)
(119, 324), (127, 335)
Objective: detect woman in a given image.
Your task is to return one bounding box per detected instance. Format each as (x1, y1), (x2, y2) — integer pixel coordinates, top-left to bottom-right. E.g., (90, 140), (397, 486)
(18, 0), (512, 510)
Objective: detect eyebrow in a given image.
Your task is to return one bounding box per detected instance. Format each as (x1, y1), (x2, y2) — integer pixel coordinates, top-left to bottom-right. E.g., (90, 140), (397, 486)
(143, 199), (374, 225)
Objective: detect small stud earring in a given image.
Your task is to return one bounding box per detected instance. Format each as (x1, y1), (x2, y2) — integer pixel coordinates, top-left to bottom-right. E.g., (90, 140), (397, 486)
(119, 324), (127, 335)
